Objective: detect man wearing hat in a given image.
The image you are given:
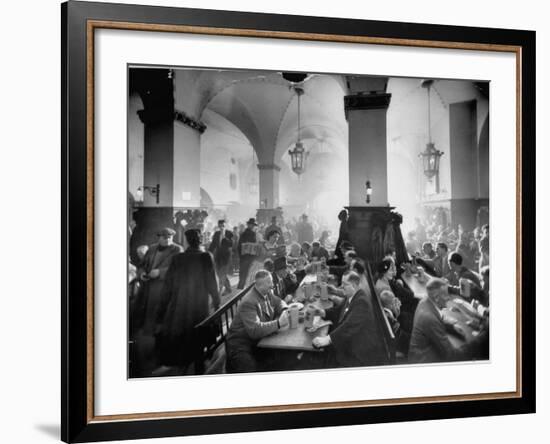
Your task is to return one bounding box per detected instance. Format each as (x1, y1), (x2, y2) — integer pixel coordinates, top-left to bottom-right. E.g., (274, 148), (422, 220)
(237, 218), (259, 289)
(296, 214), (314, 245)
(272, 256), (298, 300)
(132, 227), (183, 376)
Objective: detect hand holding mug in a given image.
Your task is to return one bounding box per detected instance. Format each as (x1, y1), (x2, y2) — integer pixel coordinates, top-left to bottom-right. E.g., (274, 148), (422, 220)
(278, 310), (290, 329)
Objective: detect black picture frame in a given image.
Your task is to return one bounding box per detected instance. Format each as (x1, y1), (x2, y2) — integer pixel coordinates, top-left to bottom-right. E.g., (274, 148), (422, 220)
(61, 1), (536, 442)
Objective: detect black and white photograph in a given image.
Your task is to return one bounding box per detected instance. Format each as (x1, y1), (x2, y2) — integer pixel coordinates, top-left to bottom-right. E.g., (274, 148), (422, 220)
(127, 66), (490, 378)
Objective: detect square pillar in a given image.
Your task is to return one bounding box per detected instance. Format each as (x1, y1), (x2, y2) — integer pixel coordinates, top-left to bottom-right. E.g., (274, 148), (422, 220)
(345, 92), (392, 207)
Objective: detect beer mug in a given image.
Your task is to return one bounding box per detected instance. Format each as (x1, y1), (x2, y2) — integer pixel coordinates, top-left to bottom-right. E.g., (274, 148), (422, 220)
(304, 283), (314, 300)
(320, 282), (329, 301)
(288, 305), (300, 329)
(304, 305), (315, 329)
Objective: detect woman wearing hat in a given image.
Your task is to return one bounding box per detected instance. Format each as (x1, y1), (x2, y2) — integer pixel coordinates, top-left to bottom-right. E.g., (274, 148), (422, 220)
(243, 229), (286, 288)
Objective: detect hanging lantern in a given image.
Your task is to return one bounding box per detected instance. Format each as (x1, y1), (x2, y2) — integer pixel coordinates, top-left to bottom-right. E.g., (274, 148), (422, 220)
(419, 142), (443, 179)
(288, 86), (308, 176)
(289, 141), (306, 175)
(419, 79), (444, 181)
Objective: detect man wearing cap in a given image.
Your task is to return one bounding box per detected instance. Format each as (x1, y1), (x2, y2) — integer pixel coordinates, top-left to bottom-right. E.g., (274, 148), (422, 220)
(271, 256), (298, 300)
(131, 227), (183, 377)
(137, 228), (183, 335)
(296, 214), (314, 245)
(237, 218), (259, 289)
(153, 229), (220, 375)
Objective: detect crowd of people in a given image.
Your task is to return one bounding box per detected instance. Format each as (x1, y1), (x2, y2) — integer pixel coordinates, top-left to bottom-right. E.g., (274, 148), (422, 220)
(128, 210), (490, 377)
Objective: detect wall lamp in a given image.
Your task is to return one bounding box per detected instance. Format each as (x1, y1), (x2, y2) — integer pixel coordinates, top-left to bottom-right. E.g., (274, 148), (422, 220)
(136, 184), (160, 204)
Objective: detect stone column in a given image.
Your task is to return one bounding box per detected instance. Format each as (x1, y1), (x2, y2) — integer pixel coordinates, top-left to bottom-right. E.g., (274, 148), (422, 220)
(129, 69), (176, 257)
(256, 163), (281, 225)
(343, 79), (408, 264)
(345, 92), (392, 206)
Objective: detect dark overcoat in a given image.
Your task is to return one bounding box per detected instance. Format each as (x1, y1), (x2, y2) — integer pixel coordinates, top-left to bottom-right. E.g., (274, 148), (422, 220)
(135, 242), (183, 334)
(155, 247), (220, 366)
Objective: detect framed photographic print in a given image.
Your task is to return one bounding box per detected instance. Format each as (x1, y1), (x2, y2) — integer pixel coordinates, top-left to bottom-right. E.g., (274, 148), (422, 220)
(62, 0), (535, 442)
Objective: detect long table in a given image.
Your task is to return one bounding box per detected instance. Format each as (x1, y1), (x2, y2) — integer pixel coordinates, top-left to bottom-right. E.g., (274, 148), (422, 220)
(257, 298), (333, 352)
(401, 273), (487, 352)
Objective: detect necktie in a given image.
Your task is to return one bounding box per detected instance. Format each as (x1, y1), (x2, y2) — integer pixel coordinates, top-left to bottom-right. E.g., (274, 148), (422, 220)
(339, 297), (351, 323)
(264, 298), (273, 319)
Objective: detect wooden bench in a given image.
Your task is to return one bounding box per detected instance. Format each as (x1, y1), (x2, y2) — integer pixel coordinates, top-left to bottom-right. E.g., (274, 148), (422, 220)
(193, 285), (252, 374)
(193, 271), (396, 373)
(365, 262), (397, 364)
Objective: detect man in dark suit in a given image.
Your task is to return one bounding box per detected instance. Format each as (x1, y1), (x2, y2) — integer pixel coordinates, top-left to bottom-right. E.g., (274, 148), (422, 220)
(208, 219), (227, 255)
(271, 256), (298, 301)
(312, 271), (388, 367)
(153, 229), (220, 376)
(226, 270), (289, 373)
(409, 277), (474, 363)
(432, 242), (452, 280)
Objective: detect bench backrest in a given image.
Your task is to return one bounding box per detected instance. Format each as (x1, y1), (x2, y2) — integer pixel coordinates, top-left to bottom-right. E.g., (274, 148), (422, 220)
(193, 285), (252, 374)
(365, 262), (397, 364)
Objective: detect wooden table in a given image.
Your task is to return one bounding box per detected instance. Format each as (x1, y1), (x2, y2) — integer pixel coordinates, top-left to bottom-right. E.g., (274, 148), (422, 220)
(257, 298), (334, 351)
(442, 300), (486, 349)
(257, 321), (330, 351)
(401, 274), (487, 353)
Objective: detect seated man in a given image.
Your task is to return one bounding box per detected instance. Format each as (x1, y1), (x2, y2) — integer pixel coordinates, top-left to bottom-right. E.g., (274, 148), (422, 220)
(447, 252), (482, 296)
(310, 241), (330, 262)
(432, 242), (452, 280)
(422, 242), (436, 260)
(272, 256), (298, 301)
(329, 249), (357, 285)
(380, 289), (412, 356)
(409, 278), (485, 363)
(311, 271), (387, 367)
(225, 270), (289, 373)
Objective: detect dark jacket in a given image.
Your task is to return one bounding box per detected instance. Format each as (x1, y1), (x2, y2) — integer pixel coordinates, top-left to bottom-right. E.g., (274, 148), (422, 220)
(135, 242), (183, 334)
(155, 247), (220, 366)
(226, 287), (286, 356)
(325, 289), (388, 367)
(271, 272), (299, 299)
(215, 237), (233, 268)
(209, 229), (231, 254)
(409, 297), (463, 363)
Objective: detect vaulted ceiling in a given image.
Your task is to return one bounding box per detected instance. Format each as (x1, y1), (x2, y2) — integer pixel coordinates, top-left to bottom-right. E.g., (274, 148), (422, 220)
(172, 68), (349, 165)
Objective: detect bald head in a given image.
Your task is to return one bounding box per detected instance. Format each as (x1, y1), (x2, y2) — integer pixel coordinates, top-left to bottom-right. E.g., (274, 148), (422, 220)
(426, 277), (451, 309)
